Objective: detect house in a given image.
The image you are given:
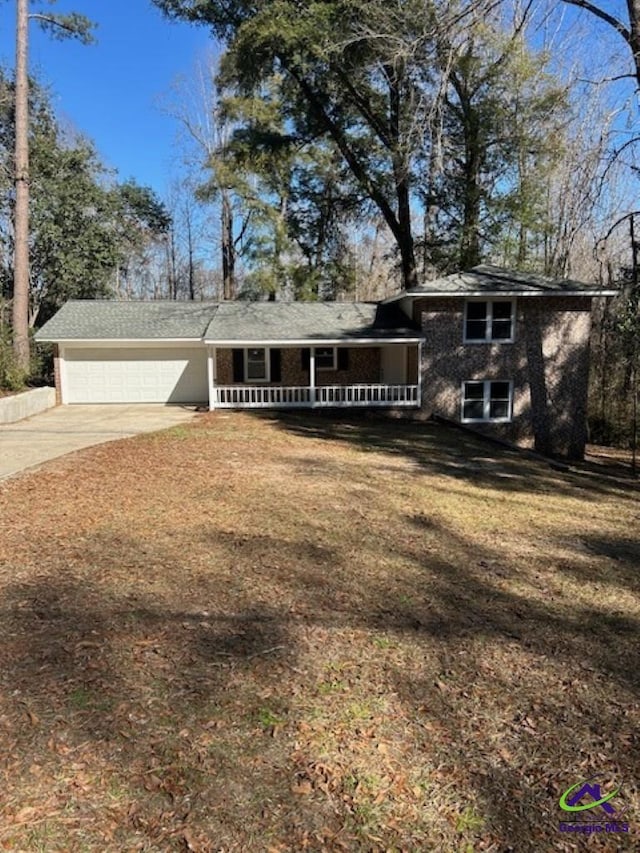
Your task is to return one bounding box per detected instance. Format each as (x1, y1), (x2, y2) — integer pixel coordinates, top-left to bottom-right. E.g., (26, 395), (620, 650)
(35, 265), (616, 459)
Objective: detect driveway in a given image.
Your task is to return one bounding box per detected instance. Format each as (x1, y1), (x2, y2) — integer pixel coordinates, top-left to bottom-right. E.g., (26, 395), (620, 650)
(0, 404), (198, 481)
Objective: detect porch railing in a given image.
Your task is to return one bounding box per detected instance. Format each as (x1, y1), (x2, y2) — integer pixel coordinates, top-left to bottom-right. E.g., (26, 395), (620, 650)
(212, 383), (419, 409)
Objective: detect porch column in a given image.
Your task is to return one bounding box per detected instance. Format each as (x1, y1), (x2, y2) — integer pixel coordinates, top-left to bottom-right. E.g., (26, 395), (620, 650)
(310, 347), (316, 407)
(207, 346), (216, 411)
(416, 341), (423, 408)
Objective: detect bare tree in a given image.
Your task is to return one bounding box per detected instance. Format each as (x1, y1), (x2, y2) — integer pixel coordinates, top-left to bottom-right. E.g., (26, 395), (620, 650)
(164, 51), (251, 300)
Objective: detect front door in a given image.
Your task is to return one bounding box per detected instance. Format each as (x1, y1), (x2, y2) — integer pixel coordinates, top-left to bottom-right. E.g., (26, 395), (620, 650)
(381, 346), (407, 384)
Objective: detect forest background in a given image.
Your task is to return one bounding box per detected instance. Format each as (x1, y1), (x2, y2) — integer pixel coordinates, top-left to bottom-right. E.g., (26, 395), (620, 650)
(0, 0), (638, 445)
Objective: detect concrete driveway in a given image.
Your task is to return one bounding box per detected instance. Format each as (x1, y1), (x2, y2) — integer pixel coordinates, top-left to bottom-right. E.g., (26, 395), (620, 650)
(0, 404), (199, 481)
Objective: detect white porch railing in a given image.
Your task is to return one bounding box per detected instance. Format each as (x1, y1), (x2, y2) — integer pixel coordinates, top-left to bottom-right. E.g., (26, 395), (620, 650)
(212, 384), (419, 409)
(316, 384), (418, 406)
(213, 385), (312, 408)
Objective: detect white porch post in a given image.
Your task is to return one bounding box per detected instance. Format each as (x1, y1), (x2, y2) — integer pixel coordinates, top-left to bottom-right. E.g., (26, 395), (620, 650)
(310, 347), (316, 407)
(207, 346), (216, 411)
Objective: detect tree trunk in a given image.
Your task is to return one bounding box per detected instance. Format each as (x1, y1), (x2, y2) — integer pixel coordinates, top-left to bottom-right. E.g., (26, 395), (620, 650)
(186, 207), (195, 300)
(286, 64), (418, 290)
(459, 97), (482, 269)
(166, 229), (177, 299)
(628, 0), (640, 85)
(12, 0), (30, 373)
(388, 65), (418, 290)
(221, 190), (234, 300)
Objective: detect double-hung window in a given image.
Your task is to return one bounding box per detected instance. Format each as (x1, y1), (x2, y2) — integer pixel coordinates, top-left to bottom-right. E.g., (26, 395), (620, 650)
(464, 300), (515, 342)
(462, 380), (513, 422)
(315, 346), (337, 370)
(246, 347), (268, 381)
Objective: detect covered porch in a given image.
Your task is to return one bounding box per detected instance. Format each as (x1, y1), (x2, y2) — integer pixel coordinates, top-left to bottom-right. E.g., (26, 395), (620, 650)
(207, 342), (421, 410)
(203, 300), (423, 411)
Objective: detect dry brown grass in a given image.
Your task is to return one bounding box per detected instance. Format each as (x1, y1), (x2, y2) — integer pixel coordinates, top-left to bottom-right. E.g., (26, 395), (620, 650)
(0, 411), (638, 852)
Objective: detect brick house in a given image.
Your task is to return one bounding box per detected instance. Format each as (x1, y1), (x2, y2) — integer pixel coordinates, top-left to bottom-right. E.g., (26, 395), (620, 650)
(36, 265), (615, 459)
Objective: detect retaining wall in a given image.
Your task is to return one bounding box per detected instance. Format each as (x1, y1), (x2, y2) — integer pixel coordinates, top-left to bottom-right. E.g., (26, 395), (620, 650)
(0, 387), (56, 424)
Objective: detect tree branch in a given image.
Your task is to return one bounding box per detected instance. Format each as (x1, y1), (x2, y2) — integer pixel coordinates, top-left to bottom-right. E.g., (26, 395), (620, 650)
(29, 13), (75, 33)
(283, 64), (402, 242)
(561, 1), (631, 44)
(599, 210), (640, 244)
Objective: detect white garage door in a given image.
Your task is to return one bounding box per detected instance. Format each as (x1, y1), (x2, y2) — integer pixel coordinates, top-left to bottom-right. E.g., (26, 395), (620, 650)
(63, 346), (209, 404)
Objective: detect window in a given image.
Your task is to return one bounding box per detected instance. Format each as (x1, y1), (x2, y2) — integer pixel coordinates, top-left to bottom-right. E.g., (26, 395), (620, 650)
(246, 347), (268, 381)
(464, 300), (514, 342)
(315, 346), (337, 370)
(462, 380), (513, 422)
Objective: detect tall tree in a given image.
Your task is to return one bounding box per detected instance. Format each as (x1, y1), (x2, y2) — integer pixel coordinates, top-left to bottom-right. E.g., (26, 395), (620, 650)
(12, 0), (93, 373)
(152, 0), (498, 289)
(111, 181), (172, 299)
(165, 52), (249, 299)
(0, 72), (171, 318)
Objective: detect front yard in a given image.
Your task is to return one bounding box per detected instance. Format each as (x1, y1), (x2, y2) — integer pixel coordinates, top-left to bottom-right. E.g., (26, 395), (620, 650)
(0, 412), (638, 851)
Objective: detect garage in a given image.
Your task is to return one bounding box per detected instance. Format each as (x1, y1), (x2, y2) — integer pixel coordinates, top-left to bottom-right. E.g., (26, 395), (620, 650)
(35, 300), (218, 406)
(61, 345), (209, 404)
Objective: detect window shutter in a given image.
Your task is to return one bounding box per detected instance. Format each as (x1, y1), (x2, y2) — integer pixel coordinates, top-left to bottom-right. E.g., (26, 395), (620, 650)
(301, 348), (310, 370)
(337, 348), (349, 370)
(232, 349), (244, 382)
(270, 348), (281, 382)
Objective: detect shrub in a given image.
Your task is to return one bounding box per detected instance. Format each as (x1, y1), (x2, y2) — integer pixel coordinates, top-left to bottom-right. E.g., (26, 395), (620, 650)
(0, 332), (27, 392)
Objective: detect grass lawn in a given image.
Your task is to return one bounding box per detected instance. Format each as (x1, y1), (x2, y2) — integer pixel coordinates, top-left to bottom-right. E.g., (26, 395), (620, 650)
(0, 411), (638, 851)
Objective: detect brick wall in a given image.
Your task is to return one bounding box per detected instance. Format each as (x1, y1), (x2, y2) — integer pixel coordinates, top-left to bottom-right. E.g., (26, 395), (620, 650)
(215, 346), (381, 386)
(415, 296), (592, 458)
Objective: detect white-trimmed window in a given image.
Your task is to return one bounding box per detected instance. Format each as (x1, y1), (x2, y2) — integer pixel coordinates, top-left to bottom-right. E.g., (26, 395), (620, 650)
(315, 346), (337, 370)
(245, 347), (268, 381)
(464, 300), (515, 342)
(461, 380), (513, 422)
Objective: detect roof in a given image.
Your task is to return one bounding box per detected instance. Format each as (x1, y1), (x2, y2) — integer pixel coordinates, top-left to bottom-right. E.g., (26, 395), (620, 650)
(35, 300), (218, 341)
(203, 301), (422, 343)
(35, 299), (423, 344)
(384, 265), (618, 300)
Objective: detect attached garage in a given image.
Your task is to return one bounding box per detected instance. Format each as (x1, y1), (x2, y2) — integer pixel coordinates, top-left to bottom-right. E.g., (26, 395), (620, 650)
(60, 345), (209, 404)
(35, 300), (218, 407)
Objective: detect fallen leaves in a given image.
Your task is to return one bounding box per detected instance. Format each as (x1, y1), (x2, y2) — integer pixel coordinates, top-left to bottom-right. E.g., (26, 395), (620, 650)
(0, 413), (636, 850)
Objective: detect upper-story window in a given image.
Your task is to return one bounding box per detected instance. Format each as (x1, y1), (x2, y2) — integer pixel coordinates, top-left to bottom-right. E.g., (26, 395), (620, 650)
(464, 300), (515, 343)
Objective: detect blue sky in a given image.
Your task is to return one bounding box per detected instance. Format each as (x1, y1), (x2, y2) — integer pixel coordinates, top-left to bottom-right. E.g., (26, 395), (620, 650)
(0, 0), (214, 196)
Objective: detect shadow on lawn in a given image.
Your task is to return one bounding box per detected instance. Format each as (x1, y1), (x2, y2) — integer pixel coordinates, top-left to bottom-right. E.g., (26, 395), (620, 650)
(3, 521), (638, 849)
(0, 572), (332, 848)
(257, 409), (639, 502)
(2, 416), (639, 850)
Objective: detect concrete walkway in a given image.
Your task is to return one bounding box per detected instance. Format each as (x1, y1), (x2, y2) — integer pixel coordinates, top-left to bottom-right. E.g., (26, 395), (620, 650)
(0, 404), (198, 481)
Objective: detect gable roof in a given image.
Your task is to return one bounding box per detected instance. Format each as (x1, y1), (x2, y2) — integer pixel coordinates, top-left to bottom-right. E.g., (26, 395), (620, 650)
(35, 300), (218, 341)
(384, 265), (618, 300)
(35, 299), (422, 344)
(203, 301), (421, 344)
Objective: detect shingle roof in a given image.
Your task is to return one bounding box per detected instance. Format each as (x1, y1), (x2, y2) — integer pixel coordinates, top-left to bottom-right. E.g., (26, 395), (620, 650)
(35, 300), (219, 341)
(386, 264), (618, 298)
(203, 301), (422, 343)
(35, 299), (423, 343)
